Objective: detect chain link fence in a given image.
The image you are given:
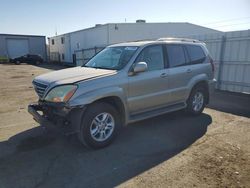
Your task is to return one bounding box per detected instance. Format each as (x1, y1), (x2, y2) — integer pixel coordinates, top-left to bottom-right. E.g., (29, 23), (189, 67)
(74, 47), (104, 66)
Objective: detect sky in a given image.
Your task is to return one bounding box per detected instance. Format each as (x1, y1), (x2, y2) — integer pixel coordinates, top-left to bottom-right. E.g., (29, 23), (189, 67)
(0, 0), (250, 37)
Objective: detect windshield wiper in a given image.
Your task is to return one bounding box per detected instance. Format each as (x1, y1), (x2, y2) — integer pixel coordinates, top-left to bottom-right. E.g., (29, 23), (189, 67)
(84, 66), (116, 70)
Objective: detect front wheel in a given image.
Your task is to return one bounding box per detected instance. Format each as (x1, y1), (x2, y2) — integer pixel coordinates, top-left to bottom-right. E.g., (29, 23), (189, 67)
(186, 87), (206, 115)
(78, 102), (121, 149)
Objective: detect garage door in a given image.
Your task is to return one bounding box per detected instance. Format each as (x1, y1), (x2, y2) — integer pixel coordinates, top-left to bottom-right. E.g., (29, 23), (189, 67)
(7, 39), (29, 58)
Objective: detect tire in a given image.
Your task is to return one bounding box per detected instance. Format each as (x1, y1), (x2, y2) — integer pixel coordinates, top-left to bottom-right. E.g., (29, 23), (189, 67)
(35, 61), (41, 65)
(15, 61), (20, 65)
(78, 102), (122, 149)
(186, 86), (207, 115)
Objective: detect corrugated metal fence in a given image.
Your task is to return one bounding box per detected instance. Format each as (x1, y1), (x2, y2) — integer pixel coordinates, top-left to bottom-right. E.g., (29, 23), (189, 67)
(188, 30), (250, 93)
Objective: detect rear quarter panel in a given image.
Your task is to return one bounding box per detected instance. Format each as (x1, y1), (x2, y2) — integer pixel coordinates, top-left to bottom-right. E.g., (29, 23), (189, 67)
(185, 61), (213, 100)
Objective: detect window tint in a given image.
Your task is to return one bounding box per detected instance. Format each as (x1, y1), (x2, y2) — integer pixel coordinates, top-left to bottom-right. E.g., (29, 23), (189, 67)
(186, 45), (205, 64)
(136, 45), (164, 71)
(167, 45), (186, 68)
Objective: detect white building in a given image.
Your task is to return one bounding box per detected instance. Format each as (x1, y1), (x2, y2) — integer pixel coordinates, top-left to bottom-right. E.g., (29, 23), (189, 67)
(48, 21), (221, 66)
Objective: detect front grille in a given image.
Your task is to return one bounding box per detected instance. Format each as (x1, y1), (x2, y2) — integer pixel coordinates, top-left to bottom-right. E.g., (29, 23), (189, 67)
(33, 80), (48, 98)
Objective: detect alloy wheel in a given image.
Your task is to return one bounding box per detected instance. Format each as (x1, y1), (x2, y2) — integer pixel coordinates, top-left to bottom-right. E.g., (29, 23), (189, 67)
(192, 91), (204, 112)
(90, 112), (115, 142)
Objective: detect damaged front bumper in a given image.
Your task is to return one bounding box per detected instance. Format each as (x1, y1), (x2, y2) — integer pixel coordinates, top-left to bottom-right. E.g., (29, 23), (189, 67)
(28, 103), (48, 124)
(28, 101), (86, 135)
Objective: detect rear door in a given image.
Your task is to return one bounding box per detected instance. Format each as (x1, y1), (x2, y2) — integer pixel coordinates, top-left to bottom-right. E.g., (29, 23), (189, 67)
(185, 44), (208, 79)
(167, 44), (208, 103)
(166, 44), (191, 103)
(128, 45), (170, 114)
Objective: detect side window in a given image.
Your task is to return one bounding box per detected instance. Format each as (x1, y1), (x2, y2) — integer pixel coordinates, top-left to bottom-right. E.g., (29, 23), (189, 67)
(61, 37), (64, 44)
(186, 45), (206, 64)
(167, 45), (186, 68)
(136, 45), (164, 71)
(51, 39), (55, 45)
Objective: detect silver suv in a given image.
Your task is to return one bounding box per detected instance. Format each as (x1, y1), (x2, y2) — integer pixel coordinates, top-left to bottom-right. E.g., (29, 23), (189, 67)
(28, 38), (215, 148)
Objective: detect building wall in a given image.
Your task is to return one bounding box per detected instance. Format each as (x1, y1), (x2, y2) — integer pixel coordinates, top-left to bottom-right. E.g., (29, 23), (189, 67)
(0, 34), (46, 60)
(70, 25), (108, 51)
(108, 23), (220, 44)
(49, 25), (108, 65)
(0, 35), (7, 57)
(49, 34), (71, 62)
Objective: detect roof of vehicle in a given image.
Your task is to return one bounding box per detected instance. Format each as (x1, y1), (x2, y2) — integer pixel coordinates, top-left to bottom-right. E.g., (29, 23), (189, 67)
(109, 38), (205, 47)
(109, 41), (155, 47)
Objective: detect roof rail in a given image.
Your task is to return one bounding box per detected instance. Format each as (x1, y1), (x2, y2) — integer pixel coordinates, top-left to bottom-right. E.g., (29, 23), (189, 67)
(157, 37), (200, 43)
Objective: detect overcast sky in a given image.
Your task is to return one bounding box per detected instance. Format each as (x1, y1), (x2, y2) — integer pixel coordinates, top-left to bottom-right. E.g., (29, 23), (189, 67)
(1, 0), (250, 37)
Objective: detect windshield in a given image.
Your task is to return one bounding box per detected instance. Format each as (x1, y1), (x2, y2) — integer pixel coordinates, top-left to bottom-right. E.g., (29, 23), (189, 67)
(84, 46), (138, 70)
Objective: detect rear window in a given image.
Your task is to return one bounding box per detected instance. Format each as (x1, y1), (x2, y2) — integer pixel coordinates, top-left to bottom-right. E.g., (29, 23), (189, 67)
(186, 45), (206, 64)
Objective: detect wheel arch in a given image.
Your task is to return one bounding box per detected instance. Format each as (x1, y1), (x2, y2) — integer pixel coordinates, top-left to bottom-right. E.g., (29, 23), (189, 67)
(189, 80), (209, 104)
(89, 96), (127, 126)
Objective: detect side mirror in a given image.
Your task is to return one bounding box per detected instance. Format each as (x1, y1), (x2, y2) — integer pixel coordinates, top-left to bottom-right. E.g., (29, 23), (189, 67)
(133, 62), (148, 73)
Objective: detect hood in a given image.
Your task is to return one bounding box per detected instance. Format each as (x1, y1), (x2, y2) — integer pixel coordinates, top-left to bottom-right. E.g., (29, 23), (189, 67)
(34, 66), (116, 85)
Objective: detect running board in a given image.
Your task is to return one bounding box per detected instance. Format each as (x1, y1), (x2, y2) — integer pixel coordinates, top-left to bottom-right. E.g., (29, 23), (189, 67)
(129, 102), (186, 123)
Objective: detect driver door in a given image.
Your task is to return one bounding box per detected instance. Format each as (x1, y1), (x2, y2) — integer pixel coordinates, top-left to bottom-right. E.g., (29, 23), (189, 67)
(128, 45), (170, 114)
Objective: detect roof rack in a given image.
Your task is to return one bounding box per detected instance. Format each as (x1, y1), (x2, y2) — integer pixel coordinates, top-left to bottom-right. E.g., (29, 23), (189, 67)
(157, 37), (200, 43)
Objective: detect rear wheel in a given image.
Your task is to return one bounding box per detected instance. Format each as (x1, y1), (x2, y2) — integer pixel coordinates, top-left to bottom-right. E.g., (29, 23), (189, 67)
(15, 60), (20, 65)
(186, 87), (206, 115)
(78, 102), (121, 149)
(35, 61), (41, 65)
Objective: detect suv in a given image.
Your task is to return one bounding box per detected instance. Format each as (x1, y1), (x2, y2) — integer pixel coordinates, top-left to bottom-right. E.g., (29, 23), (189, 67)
(11, 54), (44, 65)
(28, 38), (215, 149)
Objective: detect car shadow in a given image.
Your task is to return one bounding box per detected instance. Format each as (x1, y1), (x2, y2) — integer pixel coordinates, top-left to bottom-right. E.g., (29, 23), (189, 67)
(208, 90), (250, 118)
(0, 111), (212, 188)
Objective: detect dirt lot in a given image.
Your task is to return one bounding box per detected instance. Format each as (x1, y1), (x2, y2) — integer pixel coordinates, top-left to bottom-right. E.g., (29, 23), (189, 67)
(0, 63), (249, 188)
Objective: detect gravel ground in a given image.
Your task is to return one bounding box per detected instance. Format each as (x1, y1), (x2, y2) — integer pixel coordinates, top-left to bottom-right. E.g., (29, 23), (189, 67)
(0, 63), (249, 188)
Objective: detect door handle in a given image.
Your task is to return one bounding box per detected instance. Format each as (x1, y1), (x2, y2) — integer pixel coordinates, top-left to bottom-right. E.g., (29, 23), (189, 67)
(186, 69), (192, 73)
(160, 73), (168, 78)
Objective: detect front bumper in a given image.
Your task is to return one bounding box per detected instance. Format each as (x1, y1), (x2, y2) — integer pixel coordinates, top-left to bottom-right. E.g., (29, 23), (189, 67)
(28, 101), (86, 135)
(28, 103), (48, 124)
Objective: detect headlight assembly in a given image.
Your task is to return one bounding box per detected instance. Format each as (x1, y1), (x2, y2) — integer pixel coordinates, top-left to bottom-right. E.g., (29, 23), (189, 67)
(45, 85), (77, 102)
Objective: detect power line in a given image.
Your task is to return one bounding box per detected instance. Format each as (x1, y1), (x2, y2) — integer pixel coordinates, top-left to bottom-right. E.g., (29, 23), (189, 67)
(212, 21), (250, 28)
(204, 16), (250, 25)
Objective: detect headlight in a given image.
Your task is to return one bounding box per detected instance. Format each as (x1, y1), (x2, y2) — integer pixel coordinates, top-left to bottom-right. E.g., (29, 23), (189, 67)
(45, 85), (77, 102)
